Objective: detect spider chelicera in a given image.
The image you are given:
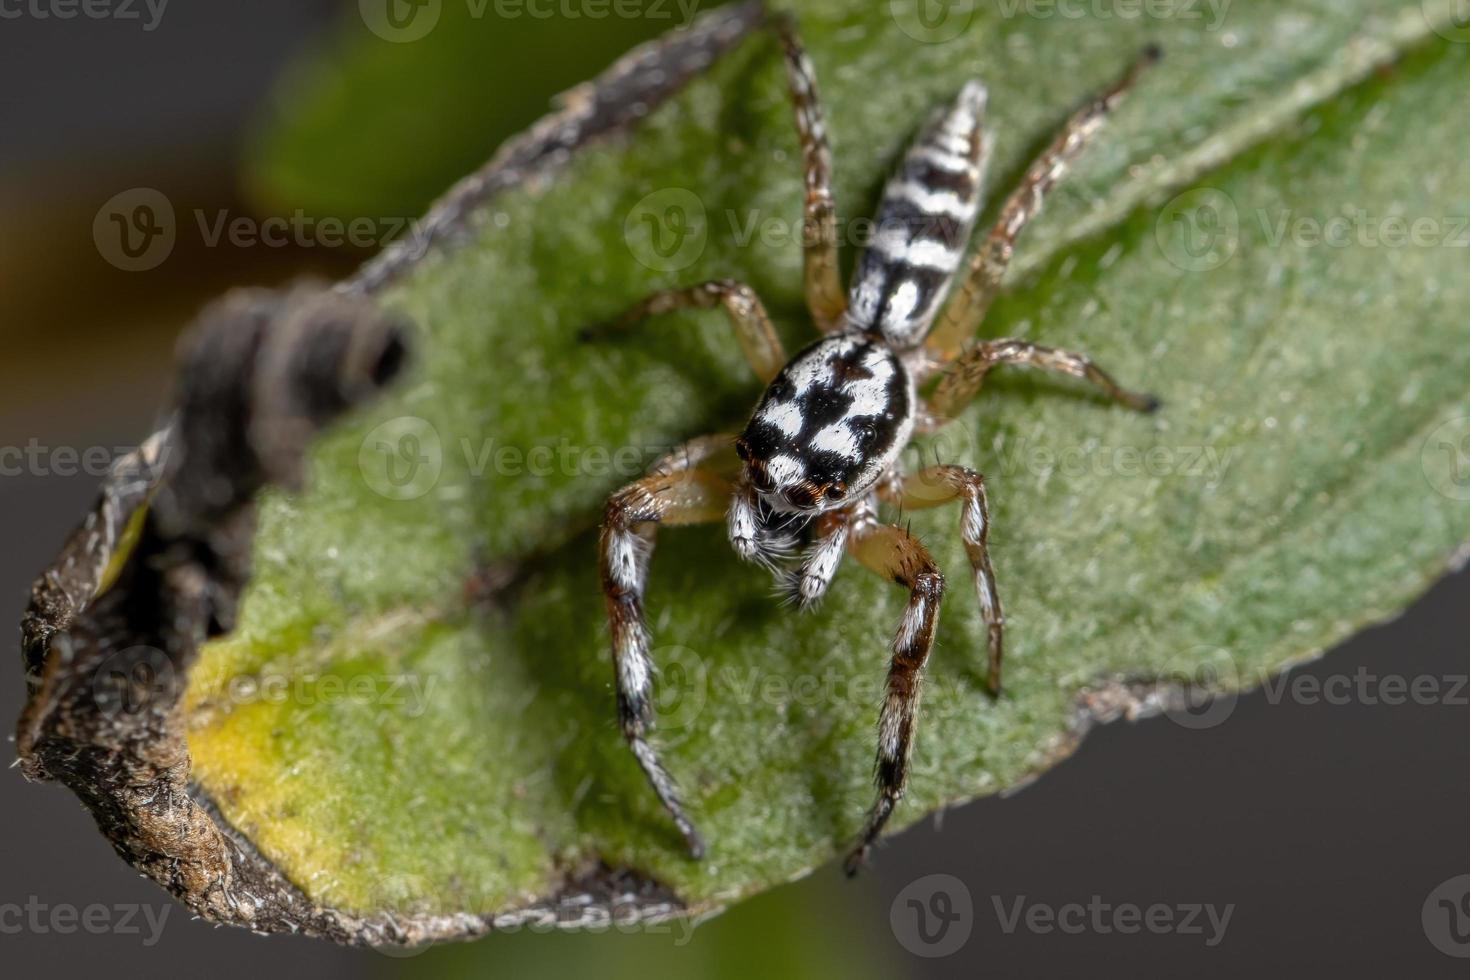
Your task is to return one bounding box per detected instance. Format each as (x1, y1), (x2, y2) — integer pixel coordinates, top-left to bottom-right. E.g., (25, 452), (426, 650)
(596, 15), (1161, 875)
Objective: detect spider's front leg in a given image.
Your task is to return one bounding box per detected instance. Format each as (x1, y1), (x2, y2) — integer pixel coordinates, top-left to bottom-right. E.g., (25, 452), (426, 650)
(600, 435), (739, 858)
(791, 509), (851, 608)
(843, 518), (946, 876)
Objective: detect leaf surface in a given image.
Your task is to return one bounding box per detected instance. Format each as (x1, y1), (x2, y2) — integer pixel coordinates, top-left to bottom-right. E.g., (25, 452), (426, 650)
(188, 0), (1470, 921)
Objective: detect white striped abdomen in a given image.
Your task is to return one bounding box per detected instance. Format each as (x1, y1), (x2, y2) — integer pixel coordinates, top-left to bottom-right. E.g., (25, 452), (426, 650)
(847, 80), (991, 349)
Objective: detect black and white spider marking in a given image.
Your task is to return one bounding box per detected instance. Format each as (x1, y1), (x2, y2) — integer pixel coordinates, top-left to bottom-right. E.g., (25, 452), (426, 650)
(595, 15), (1161, 875)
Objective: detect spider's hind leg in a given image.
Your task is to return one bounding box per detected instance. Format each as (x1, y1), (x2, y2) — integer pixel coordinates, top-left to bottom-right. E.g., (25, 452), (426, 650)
(600, 435), (739, 858)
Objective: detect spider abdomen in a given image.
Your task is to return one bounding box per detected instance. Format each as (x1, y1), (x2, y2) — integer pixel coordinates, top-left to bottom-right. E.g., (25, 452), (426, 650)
(848, 80), (990, 349)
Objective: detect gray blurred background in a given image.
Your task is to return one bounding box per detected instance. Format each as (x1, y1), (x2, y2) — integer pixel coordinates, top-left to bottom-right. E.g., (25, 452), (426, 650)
(3, 2), (1469, 976)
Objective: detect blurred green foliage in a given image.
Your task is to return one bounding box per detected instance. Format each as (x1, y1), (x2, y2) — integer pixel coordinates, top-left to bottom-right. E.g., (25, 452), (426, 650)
(247, 0), (675, 217)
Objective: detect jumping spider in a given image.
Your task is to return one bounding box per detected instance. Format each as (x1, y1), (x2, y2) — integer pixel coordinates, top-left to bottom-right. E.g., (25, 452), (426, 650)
(596, 17), (1161, 875)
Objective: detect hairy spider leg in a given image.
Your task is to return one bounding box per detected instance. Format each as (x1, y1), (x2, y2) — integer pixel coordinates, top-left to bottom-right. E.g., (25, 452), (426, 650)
(927, 338), (1159, 423)
(599, 435), (740, 857)
(843, 517), (946, 875)
(593, 279), (788, 383)
(772, 13), (846, 333)
(881, 465), (1004, 694)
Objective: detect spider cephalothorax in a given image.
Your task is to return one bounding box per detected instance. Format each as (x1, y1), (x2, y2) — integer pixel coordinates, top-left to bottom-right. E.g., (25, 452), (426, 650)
(596, 15), (1161, 874)
(737, 334), (914, 513)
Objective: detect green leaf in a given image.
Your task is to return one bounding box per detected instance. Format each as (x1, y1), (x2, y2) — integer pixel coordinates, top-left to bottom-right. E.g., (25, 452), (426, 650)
(188, 0), (1470, 928)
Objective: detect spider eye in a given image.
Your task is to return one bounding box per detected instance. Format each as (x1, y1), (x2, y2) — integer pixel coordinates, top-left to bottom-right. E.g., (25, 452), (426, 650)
(825, 483), (847, 501)
(767, 378), (795, 402)
(734, 440), (750, 461)
(852, 421), (878, 448)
